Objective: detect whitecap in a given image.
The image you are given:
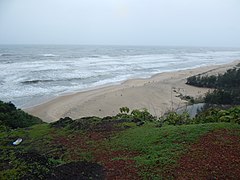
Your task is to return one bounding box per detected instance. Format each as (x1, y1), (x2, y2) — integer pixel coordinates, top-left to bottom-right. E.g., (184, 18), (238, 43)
(41, 54), (59, 57)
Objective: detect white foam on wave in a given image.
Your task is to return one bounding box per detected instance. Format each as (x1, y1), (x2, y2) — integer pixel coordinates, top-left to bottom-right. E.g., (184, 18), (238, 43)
(41, 54), (59, 57)
(1, 46), (240, 108)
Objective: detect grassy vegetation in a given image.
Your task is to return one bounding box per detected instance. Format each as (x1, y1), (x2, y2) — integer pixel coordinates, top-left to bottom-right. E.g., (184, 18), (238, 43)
(0, 122), (72, 179)
(1, 120), (240, 179)
(108, 122), (240, 178)
(1, 101), (240, 179)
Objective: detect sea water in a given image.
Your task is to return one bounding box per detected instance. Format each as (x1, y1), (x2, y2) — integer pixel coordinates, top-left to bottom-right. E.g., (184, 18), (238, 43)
(0, 45), (239, 108)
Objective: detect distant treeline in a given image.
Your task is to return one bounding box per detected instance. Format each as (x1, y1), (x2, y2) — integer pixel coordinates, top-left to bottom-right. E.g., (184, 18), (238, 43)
(186, 67), (240, 105)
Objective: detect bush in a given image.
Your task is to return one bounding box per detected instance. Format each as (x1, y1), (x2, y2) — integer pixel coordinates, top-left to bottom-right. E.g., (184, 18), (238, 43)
(130, 108), (156, 121)
(50, 117), (74, 128)
(186, 66), (240, 105)
(205, 89), (233, 105)
(194, 106), (240, 124)
(158, 105), (240, 126)
(0, 100), (42, 129)
(160, 112), (191, 126)
(68, 116), (102, 130)
(119, 107), (130, 114)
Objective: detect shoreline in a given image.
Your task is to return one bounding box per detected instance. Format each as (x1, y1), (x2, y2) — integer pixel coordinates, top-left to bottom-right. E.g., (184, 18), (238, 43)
(21, 63), (218, 109)
(24, 60), (240, 122)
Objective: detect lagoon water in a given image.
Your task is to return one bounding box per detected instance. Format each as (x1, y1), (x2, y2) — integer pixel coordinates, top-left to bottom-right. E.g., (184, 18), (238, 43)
(0, 45), (240, 108)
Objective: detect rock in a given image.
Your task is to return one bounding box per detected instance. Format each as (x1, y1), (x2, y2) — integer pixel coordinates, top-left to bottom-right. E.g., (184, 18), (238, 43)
(136, 121), (144, 126)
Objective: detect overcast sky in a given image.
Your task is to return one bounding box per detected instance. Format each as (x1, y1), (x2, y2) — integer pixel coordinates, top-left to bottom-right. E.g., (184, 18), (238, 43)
(0, 0), (240, 47)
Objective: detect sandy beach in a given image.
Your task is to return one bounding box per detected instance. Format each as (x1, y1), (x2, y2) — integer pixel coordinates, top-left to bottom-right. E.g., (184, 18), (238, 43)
(25, 60), (240, 122)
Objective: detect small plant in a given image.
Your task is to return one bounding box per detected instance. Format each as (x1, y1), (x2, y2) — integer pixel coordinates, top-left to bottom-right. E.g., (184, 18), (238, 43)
(119, 107), (130, 114)
(161, 112), (191, 126)
(116, 107), (132, 119)
(193, 105), (240, 124)
(131, 108), (155, 121)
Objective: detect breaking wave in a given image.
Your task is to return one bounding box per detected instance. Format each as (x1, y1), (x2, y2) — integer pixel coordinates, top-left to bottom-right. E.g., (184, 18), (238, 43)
(41, 54), (59, 57)
(21, 79), (54, 84)
(1, 45), (240, 108)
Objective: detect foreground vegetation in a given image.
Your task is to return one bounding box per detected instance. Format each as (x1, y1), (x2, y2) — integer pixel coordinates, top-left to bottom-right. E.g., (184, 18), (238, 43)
(1, 99), (240, 179)
(0, 100), (42, 129)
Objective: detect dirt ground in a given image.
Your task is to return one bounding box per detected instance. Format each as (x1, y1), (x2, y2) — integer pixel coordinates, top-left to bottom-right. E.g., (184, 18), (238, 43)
(174, 129), (240, 179)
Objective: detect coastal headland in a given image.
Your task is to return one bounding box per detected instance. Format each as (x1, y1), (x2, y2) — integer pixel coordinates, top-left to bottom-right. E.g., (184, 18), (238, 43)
(25, 60), (240, 122)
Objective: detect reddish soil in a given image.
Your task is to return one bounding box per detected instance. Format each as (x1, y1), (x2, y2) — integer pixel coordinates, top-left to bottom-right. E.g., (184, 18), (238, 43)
(51, 124), (140, 180)
(50, 127), (240, 179)
(47, 161), (105, 180)
(174, 129), (240, 179)
(94, 150), (140, 180)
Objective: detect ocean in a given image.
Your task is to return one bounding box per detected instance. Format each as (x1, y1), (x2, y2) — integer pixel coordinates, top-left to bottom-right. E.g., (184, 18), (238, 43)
(0, 45), (240, 108)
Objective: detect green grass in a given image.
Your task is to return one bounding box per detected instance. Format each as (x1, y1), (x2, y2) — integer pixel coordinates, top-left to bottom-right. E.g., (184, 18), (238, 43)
(0, 124), (68, 179)
(27, 123), (51, 139)
(1, 117), (240, 179)
(108, 122), (240, 178)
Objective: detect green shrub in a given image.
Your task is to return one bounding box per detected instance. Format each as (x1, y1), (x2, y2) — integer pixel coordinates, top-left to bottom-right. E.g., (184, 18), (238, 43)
(131, 108), (156, 121)
(159, 106), (240, 126)
(205, 89), (233, 105)
(119, 107), (130, 114)
(160, 112), (191, 126)
(0, 101), (43, 129)
(194, 106), (240, 124)
(50, 117), (74, 128)
(68, 116), (102, 130)
(186, 67), (240, 105)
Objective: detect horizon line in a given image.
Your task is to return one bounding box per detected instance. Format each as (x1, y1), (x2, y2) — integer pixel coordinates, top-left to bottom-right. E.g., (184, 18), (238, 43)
(0, 44), (239, 49)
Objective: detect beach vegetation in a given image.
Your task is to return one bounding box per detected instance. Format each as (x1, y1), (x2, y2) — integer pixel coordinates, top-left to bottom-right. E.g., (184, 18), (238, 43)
(186, 66), (240, 105)
(194, 106), (240, 124)
(158, 105), (240, 127)
(131, 108), (155, 121)
(119, 106), (130, 114)
(116, 107), (156, 123)
(159, 111), (191, 126)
